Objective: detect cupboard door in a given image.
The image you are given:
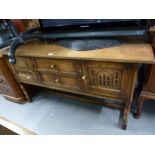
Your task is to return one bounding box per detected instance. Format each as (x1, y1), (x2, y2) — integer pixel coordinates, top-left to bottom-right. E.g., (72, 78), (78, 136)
(82, 61), (131, 100)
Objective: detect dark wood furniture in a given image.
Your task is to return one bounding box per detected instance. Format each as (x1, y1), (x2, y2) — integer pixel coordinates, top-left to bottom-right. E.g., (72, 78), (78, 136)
(1, 41), (154, 129)
(134, 26), (155, 118)
(134, 64), (155, 118)
(0, 54), (28, 103)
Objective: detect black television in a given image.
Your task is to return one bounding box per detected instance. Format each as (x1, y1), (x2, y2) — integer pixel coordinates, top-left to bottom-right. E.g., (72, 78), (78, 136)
(7, 19), (149, 64)
(39, 19), (147, 30)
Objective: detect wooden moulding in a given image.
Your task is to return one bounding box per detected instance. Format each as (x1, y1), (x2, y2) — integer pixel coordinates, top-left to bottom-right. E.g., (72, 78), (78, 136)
(0, 116), (37, 135)
(3, 95), (26, 103)
(44, 89), (125, 110)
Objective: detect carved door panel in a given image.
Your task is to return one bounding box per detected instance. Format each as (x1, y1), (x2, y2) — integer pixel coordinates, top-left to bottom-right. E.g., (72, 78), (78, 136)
(82, 61), (131, 100)
(12, 57), (38, 82)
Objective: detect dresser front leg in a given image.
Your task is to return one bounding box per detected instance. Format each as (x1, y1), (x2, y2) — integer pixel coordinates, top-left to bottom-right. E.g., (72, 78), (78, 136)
(119, 102), (131, 130)
(119, 110), (127, 130)
(133, 95), (146, 119)
(119, 109), (123, 126)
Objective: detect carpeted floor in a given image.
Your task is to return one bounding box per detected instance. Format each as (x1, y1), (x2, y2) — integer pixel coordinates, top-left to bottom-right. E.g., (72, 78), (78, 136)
(0, 90), (155, 135)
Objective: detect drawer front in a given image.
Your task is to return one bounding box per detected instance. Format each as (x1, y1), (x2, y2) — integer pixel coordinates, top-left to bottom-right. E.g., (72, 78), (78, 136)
(13, 57), (83, 91)
(39, 73), (81, 91)
(12, 57), (38, 82)
(82, 61), (131, 99)
(35, 58), (77, 74)
(40, 73), (61, 87)
(34, 58), (82, 91)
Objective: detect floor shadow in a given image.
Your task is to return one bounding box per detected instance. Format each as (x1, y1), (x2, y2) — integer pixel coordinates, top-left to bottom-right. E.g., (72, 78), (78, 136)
(142, 100), (155, 115)
(32, 89), (103, 113)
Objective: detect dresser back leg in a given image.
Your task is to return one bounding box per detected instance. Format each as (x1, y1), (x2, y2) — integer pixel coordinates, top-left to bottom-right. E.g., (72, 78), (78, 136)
(133, 95), (146, 119)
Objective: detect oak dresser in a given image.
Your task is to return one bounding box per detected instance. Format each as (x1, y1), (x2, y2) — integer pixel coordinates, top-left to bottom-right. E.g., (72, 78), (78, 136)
(1, 41), (154, 129)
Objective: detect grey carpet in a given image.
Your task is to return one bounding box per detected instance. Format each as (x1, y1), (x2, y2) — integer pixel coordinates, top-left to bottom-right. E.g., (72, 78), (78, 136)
(0, 90), (154, 135)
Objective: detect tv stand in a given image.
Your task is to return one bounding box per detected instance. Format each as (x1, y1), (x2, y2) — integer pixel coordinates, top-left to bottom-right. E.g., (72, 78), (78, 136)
(1, 41), (154, 130)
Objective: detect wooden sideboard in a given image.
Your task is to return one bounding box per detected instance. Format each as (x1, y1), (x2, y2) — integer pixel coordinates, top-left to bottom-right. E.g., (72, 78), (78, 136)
(1, 41), (154, 129)
(0, 54), (29, 103)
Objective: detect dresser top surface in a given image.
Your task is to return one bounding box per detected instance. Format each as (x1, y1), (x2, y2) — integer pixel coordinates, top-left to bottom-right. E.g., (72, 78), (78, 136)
(1, 41), (155, 64)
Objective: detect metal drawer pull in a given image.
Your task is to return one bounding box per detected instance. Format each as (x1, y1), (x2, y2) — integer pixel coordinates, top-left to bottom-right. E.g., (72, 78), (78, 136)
(82, 75), (86, 80)
(50, 64), (55, 69)
(55, 79), (59, 83)
(27, 76), (30, 80)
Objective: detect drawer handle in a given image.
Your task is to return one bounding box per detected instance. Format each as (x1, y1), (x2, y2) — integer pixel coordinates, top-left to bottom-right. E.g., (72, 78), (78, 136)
(54, 79), (59, 83)
(82, 75), (86, 80)
(0, 79), (4, 83)
(50, 64), (55, 69)
(27, 76), (30, 80)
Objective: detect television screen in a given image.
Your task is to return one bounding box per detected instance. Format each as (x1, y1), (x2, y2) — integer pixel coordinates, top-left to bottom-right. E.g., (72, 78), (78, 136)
(39, 19), (145, 28)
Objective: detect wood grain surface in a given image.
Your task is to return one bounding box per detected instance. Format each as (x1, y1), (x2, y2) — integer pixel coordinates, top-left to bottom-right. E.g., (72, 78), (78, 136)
(1, 41), (154, 64)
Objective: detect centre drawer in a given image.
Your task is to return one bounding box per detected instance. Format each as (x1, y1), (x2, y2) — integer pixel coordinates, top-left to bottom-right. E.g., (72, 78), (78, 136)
(39, 72), (81, 91)
(35, 58), (77, 74)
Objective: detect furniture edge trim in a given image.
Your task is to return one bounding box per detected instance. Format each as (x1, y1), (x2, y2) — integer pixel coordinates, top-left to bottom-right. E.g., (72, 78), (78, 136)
(0, 116), (37, 135)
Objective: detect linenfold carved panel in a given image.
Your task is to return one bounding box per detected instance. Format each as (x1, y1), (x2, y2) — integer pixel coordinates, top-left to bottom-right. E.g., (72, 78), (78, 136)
(13, 58), (37, 81)
(14, 59), (32, 75)
(89, 68), (122, 90)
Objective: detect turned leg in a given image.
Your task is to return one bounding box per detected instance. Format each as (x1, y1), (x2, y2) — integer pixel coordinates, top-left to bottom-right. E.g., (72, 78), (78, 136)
(119, 109), (124, 126)
(119, 103), (131, 130)
(121, 107), (129, 130)
(133, 95), (146, 119)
